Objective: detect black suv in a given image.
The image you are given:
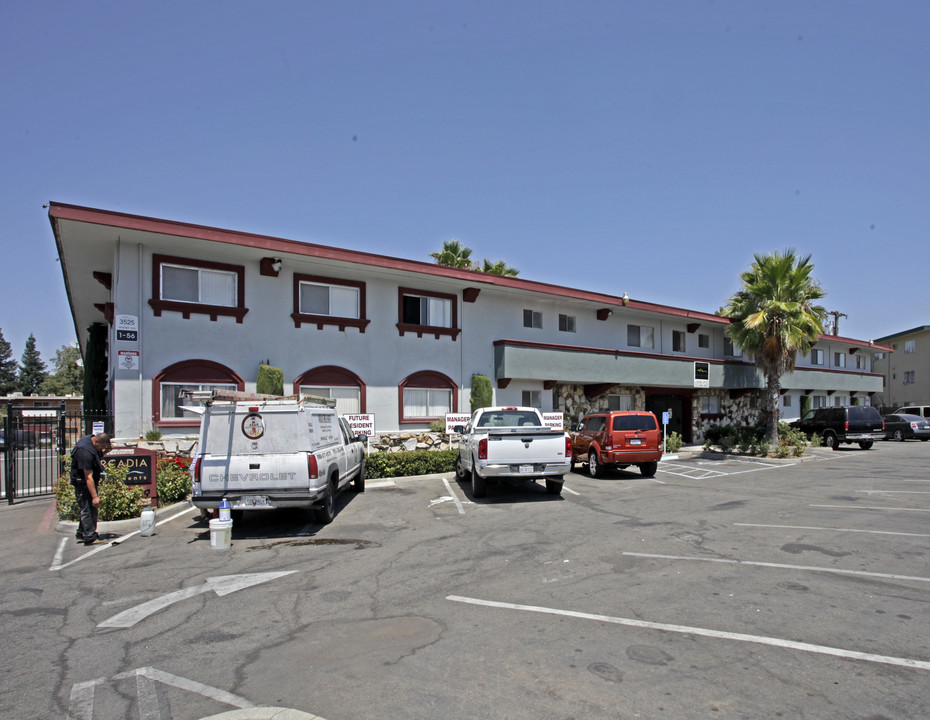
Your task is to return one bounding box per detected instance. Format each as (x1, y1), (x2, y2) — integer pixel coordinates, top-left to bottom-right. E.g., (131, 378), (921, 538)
(792, 405), (885, 450)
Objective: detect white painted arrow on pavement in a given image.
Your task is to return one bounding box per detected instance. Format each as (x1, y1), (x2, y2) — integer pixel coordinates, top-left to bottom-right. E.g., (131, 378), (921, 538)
(98, 571), (296, 628)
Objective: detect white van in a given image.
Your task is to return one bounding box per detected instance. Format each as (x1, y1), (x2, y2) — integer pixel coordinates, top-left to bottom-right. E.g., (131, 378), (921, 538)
(190, 393), (367, 524)
(893, 405), (930, 419)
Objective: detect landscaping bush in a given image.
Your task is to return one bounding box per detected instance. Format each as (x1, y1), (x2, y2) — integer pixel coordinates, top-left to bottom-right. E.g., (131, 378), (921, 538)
(156, 456), (192, 505)
(56, 462), (145, 521)
(702, 421), (808, 457)
(365, 449), (458, 479)
(665, 431), (684, 453)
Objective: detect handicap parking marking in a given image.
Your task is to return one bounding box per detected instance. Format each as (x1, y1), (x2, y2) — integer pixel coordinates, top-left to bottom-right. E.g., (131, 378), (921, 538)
(658, 457), (799, 480)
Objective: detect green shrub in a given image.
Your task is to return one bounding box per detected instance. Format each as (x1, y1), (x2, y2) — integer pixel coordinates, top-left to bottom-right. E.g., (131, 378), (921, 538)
(665, 431), (684, 453)
(56, 462), (145, 521)
(809, 433), (823, 447)
(257, 363), (284, 395)
(156, 457), (192, 505)
(144, 427), (163, 441)
(756, 442), (770, 457)
(428, 419), (446, 433)
(470, 374), (493, 412)
(365, 449), (458, 479)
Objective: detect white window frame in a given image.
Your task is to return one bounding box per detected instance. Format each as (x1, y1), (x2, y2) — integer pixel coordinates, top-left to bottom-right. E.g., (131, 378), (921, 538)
(522, 389), (542, 409)
(299, 281), (360, 319)
(402, 388), (452, 418)
(723, 337), (742, 357)
(161, 263), (237, 307)
(905, 339), (916, 353)
(524, 309), (543, 329)
(607, 394), (634, 411)
(698, 333), (710, 349)
(628, 324), (655, 349)
(300, 385), (361, 414)
(810, 349), (824, 366)
(700, 395), (720, 414)
(833, 352), (846, 368)
(673, 330), (686, 353)
(160, 382), (236, 420)
(558, 314), (576, 333)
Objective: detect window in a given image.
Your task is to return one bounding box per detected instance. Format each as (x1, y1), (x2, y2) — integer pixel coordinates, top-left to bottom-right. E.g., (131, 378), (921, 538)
(524, 309), (543, 329)
(834, 395), (845, 406)
(522, 390), (541, 408)
(294, 366), (365, 414)
(700, 396), (720, 414)
(723, 337), (742, 357)
(905, 339), (916, 353)
(292, 274), (369, 331)
(854, 354), (863, 369)
(558, 314), (576, 333)
(150, 254), (247, 322)
(607, 394), (633, 411)
(905, 371), (916, 385)
(874, 352), (885, 360)
(152, 359), (244, 425)
(812, 395), (826, 408)
(627, 324), (655, 349)
(782, 394), (792, 407)
(698, 334), (710, 349)
(397, 288), (459, 339)
(834, 352), (846, 368)
(810, 349), (824, 365)
(673, 330), (686, 353)
(398, 370), (457, 424)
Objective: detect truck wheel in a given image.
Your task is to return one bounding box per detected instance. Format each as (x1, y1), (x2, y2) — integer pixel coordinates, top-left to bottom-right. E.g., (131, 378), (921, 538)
(314, 479), (336, 524)
(858, 440), (874, 450)
(824, 433), (838, 450)
(588, 451), (602, 478)
(640, 462), (657, 478)
(471, 467), (487, 498)
(545, 478), (563, 495)
(455, 455), (471, 482)
(569, 456), (576, 473)
(352, 458), (365, 492)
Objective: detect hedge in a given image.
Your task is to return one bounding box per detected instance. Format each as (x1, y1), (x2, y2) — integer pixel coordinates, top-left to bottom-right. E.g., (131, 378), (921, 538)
(365, 449), (458, 479)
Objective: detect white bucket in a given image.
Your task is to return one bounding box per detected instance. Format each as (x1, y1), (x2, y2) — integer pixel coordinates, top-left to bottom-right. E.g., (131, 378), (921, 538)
(209, 519), (233, 549)
(139, 507), (156, 536)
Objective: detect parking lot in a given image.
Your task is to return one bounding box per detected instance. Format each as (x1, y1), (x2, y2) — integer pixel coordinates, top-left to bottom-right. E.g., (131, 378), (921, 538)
(2, 442), (929, 719)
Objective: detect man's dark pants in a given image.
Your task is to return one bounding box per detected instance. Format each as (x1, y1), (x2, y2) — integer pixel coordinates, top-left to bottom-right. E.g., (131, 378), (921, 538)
(75, 483), (98, 541)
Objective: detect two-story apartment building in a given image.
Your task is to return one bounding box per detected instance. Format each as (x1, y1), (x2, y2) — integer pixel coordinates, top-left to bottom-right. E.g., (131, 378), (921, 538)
(49, 202), (889, 442)
(872, 325), (930, 410)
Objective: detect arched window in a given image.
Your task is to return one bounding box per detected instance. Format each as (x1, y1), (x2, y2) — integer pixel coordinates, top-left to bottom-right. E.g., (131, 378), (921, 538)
(153, 359), (244, 426)
(294, 366), (365, 415)
(398, 370), (457, 424)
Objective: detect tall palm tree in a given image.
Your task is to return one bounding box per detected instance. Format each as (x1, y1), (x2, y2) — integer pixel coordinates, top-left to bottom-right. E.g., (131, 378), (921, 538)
(479, 258), (520, 277)
(429, 240), (474, 269)
(723, 250), (827, 446)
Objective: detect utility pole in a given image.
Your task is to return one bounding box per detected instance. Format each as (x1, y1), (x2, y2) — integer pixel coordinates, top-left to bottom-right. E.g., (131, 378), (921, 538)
(827, 310), (847, 336)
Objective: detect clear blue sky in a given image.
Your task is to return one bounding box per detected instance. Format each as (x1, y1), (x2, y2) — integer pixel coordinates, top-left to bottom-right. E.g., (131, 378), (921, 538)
(2, 1), (928, 365)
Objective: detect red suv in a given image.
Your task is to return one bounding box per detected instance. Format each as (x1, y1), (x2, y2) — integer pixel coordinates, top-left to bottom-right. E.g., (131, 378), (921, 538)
(570, 411), (663, 477)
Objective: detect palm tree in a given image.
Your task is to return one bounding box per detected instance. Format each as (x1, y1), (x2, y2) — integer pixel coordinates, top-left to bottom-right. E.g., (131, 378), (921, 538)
(723, 250), (827, 446)
(429, 240), (474, 269)
(479, 258), (519, 277)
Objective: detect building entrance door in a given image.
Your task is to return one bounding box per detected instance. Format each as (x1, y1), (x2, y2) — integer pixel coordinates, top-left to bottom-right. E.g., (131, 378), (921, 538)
(645, 393), (691, 443)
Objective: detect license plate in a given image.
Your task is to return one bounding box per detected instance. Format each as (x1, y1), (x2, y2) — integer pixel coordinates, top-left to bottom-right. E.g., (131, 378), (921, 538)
(519, 464), (534, 474)
(629, 439), (642, 445)
(236, 495), (270, 508)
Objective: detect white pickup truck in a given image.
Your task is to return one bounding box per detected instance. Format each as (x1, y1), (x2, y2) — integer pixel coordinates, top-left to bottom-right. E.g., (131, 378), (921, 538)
(453, 406), (572, 498)
(189, 391), (366, 524)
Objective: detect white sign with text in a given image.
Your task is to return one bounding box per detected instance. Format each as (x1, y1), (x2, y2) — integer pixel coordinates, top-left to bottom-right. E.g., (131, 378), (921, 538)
(542, 412), (564, 430)
(345, 414), (375, 436)
(445, 414), (472, 434)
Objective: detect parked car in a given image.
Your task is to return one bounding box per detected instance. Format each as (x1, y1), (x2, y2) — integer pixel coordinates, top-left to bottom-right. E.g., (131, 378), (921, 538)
(893, 405), (930, 419)
(570, 411), (663, 477)
(790, 405), (884, 450)
(882, 413), (930, 442)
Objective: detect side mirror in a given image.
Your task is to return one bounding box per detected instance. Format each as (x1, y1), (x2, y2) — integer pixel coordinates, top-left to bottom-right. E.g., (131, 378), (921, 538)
(452, 425), (465, 434)
(355, 433), (367, 443)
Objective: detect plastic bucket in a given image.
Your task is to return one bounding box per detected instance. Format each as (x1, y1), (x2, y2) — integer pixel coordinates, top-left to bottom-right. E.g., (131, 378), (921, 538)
(139, 507), (156, 537)
(209, 519), (233, 549)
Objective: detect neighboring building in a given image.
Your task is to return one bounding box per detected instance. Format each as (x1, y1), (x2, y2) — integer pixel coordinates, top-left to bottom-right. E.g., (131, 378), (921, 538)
(872, 326), (930, 410)
(1, 393), (84, 446)
(49, 202), (889, 442)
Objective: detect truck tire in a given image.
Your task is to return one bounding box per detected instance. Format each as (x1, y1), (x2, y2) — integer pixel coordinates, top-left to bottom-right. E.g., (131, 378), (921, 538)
(455, 455), (471, 482)
(545, 478), (563, 495)
(640, 462), (657, 478)
(824, 432), (839, 450)
(352, 458), (365, 492)
(471, 465), (487, 498)
(314, 479), (336, 524)
(858, 440), (874, 450)
(588, 450), (602, 478)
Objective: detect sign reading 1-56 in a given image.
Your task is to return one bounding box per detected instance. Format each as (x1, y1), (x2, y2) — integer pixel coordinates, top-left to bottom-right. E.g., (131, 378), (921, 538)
(116, 314), (139, 342)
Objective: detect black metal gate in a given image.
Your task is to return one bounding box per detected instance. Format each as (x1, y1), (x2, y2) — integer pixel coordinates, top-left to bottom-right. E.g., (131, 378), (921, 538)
(1, 405), (112, 505)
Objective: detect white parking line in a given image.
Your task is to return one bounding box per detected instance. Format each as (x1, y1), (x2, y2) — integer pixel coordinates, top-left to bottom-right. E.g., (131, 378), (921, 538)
(622, 551), (930, 584)
(734, 523), (930, 538)
(811, 504), (930, 513)
(856, 490), (930, 495)
(441, 478), (467, 514)
(445, 595), (930, 672)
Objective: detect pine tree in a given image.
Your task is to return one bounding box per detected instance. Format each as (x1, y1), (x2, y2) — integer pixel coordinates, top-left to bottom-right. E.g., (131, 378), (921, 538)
(0, 328), (17, 395)
(16, 334), (49, 395)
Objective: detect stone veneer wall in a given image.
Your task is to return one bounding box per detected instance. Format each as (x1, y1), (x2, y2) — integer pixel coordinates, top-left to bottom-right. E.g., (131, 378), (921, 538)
(557, 384), (645, 425)
(369, 432), (457, 453)
(691, 390), (763, 442)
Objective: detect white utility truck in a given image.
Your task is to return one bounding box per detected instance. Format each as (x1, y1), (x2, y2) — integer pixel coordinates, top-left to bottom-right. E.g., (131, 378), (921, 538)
(188, 390), (367, 524)
(453, 406), (572, 498)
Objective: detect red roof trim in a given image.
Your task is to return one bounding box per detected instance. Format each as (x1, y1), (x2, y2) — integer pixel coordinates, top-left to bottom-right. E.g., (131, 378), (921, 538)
(47, 202), (726, 325)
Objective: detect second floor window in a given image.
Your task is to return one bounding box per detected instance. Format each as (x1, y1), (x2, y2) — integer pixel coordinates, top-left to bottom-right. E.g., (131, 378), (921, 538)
(299, 281), (359, 318)
(810, 349), (824, 365)
(905, 371), (916, 384)
(558, 314), (575, 332)
(403, 293), (452, 327)
(524, 309), (542, 329)
(673, 330), (686, 353)
(628, 324), (654, 349)
(905, 339), (916, 353)
(834, 352), (846, 368)
(723, 337), (742, 357)
(162, 264), (236, 306)
(698, 333), (710, 349)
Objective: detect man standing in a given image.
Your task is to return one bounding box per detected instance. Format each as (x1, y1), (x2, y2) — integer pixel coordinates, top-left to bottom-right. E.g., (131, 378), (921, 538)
(70, 432), (112, 545)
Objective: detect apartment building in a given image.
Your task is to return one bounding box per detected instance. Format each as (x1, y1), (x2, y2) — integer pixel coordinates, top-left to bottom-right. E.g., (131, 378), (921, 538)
(872, 325), (930, 410)
(50, 202), (888, 442)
